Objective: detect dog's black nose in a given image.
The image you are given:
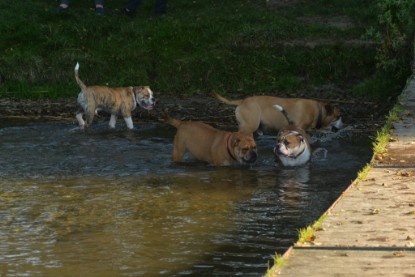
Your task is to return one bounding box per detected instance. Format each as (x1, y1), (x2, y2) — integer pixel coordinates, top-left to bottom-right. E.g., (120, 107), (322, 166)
(247, 152), (258, 163)
(331, 126), (339, 132)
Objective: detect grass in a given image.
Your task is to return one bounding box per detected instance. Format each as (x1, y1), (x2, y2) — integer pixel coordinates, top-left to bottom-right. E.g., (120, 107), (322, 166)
(0, 0), (405, 100)
(264, 253), (285, 277)
(263, 213), (327, 276)
(297, 213), (326, 245)
(357, 164), (371, 181)
(370, 103), (403, 156)
(356, 100), (404, 181)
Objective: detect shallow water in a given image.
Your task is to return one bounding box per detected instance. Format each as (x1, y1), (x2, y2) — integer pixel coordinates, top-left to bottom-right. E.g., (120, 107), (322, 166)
(0, 118), (373, 276)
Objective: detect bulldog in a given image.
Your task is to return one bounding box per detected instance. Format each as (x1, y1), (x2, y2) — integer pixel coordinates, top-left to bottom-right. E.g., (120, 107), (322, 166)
(273, 104), (311, 167)
(161, 114), (258, 166)
(213, 92), (343, 134)
(74, 62), (155, 129)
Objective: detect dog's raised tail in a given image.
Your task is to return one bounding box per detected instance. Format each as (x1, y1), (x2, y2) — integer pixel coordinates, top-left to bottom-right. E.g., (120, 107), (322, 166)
(160, 113), (182, 128)
(212, 92), (243, 106)
(74, 62), (88, 92)
(274, 104), (294, 125)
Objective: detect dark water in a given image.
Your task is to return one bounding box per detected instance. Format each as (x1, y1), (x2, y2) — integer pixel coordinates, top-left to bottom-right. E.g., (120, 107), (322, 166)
(0, 118), (373, 276)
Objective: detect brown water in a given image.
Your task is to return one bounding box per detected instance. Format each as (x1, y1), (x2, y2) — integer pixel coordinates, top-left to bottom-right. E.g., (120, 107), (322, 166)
(0, 118), (372, 276)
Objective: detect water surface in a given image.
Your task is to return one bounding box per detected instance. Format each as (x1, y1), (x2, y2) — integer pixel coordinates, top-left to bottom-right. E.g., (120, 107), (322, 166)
(0, 118), (373, 276)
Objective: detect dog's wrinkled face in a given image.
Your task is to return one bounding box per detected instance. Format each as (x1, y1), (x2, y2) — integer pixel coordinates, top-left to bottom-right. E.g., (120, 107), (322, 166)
(322, 104), (343, 132)
(274, 130), (306, 158)
(231, 133), (258, 164)
(134, 86), (155, 110)
(274, 130), (310, 167)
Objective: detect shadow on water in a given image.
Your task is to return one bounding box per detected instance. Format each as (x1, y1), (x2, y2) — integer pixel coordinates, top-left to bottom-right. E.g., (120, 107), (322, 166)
(0, 118), (373, 276)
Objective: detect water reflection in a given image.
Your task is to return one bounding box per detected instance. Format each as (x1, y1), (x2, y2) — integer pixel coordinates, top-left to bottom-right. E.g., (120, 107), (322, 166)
(0, 118), (373, 276)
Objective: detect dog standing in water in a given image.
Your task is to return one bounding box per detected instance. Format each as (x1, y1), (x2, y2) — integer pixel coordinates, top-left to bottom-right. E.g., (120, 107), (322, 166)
(161, 114), (258, 166)
(213, 92), (343, 134)
(74, 62), (155, 129)
(273, 104), (311, 167)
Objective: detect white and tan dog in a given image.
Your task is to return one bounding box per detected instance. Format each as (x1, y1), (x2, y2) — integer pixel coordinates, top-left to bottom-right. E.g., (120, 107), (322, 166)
(74, 62), (155, 129)
(161, 114), (258, 166)
(213, 92), (343, 134)
(273, 104), (311, 167)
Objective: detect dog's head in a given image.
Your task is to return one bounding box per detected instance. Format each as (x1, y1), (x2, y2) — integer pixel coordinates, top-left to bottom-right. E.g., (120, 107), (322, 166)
(229, 133), (258, 164)
(322, 103), (343, 132)
(274, 128), (310, 167)
(133, 86), (155, 110)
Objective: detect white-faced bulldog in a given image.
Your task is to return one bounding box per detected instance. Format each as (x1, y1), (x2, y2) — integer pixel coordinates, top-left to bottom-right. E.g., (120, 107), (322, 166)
(273, 104), (311, 167)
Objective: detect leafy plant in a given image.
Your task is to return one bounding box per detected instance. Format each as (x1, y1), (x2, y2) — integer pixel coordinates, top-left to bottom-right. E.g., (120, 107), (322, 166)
(357, 0), (415, 100)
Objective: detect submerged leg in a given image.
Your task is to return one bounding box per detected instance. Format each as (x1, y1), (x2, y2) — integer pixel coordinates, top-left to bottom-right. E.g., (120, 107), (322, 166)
(172, 136), (186, 162)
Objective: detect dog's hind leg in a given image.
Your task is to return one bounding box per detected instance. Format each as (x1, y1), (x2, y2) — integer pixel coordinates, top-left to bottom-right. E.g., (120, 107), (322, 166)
(84, 102), (96, 127)
(85, 111), (95, 127)
(123, 116), (134, 129)
(172, 136), (186, 162)
(76, 108), (86, 129)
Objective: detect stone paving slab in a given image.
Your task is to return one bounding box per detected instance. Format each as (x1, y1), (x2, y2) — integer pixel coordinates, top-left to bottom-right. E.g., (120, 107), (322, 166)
(275, 248), (415, 277)
(315, 167), (415, 248)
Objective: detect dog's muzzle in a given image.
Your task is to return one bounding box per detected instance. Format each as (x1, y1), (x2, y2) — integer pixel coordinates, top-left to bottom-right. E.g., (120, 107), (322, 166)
(274, 144), (292, 158)
(331, 117), (343, 132)
(141, 99), (155, 110)
(243, 151), (258, 164)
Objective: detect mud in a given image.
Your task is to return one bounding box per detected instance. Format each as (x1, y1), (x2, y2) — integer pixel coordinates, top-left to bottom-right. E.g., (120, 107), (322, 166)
(0, 86), (393, 131)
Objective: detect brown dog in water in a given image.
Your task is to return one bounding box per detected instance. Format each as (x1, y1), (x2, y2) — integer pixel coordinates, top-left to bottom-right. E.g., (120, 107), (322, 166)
(161, 114), (258, 166)
(213, 92), (343, 134)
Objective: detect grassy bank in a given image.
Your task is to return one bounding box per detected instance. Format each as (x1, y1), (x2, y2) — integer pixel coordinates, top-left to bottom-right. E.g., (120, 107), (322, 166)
(0, 0), (408, 100)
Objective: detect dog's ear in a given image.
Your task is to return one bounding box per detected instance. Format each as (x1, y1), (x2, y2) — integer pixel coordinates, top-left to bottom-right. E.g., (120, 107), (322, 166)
(133, 86), (145, 94)
(324, 103), (334, 115)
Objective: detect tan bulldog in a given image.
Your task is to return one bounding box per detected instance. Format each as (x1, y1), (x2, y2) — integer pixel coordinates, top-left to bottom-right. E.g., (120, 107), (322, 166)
(273, 104), (311, 167)
(74, 62), (155, 129)
(161, 114), (258, 166)
(213, 92), (342, 134)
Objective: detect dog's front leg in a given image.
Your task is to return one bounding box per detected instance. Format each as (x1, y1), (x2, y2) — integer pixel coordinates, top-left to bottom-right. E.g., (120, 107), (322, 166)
(123, 116), (134, 129)
(109, 114), (117, 128)
(172, 137), (185, 162)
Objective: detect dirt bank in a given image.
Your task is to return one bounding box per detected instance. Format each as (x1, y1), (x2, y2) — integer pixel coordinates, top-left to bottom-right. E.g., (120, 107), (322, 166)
(0, 86), (393, 132)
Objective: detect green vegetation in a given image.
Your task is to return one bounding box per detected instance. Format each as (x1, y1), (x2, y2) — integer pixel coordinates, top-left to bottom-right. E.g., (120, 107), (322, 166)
(0, 0), (412, 100)
(371, 103), (403, 158)
(357, 164), (371, 181)
(354, 0), (415, 99)
(355, 103), (399, 183)
(264, 213), (327, 276)
(264, 253), (285, 277)
(297, 213), (326, 245)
